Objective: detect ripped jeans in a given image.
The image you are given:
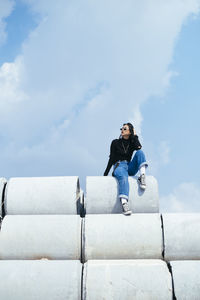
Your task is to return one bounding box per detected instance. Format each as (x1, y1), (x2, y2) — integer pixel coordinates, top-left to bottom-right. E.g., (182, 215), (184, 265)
(112, 149), (148, 200)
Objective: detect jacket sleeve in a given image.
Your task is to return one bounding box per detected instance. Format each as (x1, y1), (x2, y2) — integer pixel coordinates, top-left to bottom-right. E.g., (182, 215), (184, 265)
(132, 135), (142, 150)
(103, 140), (116, 176)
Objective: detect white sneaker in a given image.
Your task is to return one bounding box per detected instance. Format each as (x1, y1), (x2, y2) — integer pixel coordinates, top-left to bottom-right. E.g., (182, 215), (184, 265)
(122, 202), (132, 215)
(138, 174), (146, 190)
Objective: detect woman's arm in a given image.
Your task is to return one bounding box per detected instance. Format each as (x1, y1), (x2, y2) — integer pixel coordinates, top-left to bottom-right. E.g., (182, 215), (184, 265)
(103, 140), (116, 176)
(132, 129), (142, 150)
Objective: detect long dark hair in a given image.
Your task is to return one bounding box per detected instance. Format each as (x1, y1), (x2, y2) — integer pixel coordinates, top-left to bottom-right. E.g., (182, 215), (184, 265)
(119, 122), (135, 142)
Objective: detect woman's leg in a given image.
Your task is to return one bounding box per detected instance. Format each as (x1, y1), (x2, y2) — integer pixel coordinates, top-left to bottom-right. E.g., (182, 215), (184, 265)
(128, 149), (148, 176)
(113, 162), (129, 200)
(113, 162), (132, 215)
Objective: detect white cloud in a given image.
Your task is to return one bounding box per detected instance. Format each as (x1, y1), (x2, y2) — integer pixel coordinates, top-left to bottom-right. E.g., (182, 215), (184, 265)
(160, 182), (200, 212)
(0, 0), (14, 46)
(0, 56), (28, 104)
(0, 0), (200, 182)
(146, 140), (171, 178)
(159, 141), (171, 165)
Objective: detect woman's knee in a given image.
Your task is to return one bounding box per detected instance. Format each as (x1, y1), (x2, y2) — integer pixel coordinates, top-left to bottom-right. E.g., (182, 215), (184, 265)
(135, 149), (143, 155)
(135, 149), (146, 160)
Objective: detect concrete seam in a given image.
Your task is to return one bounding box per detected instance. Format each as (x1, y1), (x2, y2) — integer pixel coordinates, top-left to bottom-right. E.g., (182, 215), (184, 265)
(160, 214), (165, 259)
(81, 217), (85, 263)
(83, 194), (86, 217)
(161, 214), (177, 300)
(81, 263), (84, 300)
(166, 262), (177, 300)
(78, 191), (85, 217)
(76, 178), (81, 215)
(81, 262), (87, 300)
(1, 182), (7, 219)
(82, 193), (86, 218)
(84, 196), (87, 216)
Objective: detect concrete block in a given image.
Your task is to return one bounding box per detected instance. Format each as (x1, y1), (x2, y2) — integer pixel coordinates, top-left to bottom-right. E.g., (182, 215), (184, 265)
(83, 259), (172, 300)
(0, 260), (81, 300)
(0, 215), (81, 259)
(0, 178), (6, 217)
(5, 176), (80, 214)
(84, 214), (163, 261)
(86, 176), (159, 214)
(162, 213), (200, 260)
(170, 261), (200, 300)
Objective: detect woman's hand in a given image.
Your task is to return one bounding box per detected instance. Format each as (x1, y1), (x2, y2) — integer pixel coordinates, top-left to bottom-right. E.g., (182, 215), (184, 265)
(133, 128), (136, 135)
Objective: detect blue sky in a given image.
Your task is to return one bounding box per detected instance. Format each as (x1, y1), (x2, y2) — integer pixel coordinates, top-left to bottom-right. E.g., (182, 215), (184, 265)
(142, 14), (200, 210)
(0, 0), (200, 212)
(0, 1), (37, 64)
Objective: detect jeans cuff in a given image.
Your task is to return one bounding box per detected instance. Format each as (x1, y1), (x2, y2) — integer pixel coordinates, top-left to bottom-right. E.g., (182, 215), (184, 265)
(139, 162), (148, 169)
(119, 194), (129, 200)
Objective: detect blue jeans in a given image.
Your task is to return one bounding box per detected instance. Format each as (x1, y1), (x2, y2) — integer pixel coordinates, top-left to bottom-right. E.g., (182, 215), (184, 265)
(113, 149), (148, 200)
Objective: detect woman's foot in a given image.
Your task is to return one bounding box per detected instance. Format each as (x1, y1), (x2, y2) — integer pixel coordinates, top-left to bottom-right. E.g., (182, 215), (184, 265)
(122, 201), (132, 215)
(138, 174), (146, 190)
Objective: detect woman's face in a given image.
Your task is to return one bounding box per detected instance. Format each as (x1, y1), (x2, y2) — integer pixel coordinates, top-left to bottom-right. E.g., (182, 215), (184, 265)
(120, 124), (131, 138)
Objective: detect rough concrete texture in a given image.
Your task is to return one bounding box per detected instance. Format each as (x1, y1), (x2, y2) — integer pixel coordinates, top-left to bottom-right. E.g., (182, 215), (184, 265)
(0, 178), (7, 217)
(86, 176), (159, 214)
(162, 213), (200, 260)
(0, 215), (81, 259)
(170, 261), (200, 300)
(84, 214), (163, 261)
(0, 260), (81, 300)
(83, 259), (172, 300)
(5, 176), (80, 214)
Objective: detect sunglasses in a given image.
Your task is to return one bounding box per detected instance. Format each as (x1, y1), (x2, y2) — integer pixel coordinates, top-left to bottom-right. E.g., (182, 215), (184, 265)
(120, 127), (128, 131)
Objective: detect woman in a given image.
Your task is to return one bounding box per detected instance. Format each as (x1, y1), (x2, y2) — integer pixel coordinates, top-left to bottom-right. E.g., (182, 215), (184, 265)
(104, 123), (148, 215)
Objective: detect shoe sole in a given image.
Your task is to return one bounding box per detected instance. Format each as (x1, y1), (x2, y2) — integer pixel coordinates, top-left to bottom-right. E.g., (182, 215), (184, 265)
(123, 211), (132, 215)
(138, 179), (146, 189)
(139, 184), (146, 190)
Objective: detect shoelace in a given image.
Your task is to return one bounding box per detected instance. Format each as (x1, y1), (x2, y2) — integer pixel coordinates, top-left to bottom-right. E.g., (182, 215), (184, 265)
(139, 175), (146, 185)
(123, 202), (130, 211)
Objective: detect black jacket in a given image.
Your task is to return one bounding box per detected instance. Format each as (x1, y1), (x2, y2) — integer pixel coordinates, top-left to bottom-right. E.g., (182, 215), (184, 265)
(104, 135), (142, 176)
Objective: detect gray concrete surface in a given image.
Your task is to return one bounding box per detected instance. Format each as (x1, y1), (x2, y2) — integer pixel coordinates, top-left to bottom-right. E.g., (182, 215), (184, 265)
(86, 176), (159, 214)
(84, 214), (163, 261)
(0, 260), (81, 300)
(5, 176), (80, 214)
(170, 261), (200, 300)
(162, 213), (200, 260)
(83, 259), (172, 300)
(0, 215), (81, 259)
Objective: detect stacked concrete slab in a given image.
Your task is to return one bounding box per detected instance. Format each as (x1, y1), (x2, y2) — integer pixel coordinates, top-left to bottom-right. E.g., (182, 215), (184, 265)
(83, 260), (172, 300)
(4, 176), (82, 215)
(83, 176), (200, 299)
(163, 213), (200, 300)
(85, 175), (159, 214)
(0, 260), (81, 299)
(0, 176), (82, 299)
(0, 175), (199, 299)
(83, 214), (162, 260)
(82, 176), (173, 299)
